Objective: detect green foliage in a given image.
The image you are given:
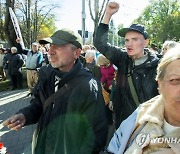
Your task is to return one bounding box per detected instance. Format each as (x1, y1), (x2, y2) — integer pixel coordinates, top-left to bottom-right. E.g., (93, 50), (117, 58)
(32, 14), (57, 41)
(134, 0), (180, 46)
(0, 0), (59, 48)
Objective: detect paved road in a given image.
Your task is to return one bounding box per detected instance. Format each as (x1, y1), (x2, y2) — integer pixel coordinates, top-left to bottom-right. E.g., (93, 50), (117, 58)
(0, 89), (36, 154)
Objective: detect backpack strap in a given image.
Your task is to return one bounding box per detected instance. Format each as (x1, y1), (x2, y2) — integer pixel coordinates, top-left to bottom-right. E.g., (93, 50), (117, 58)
(42, 75), (86, 112)
(127, 67), (140, 107)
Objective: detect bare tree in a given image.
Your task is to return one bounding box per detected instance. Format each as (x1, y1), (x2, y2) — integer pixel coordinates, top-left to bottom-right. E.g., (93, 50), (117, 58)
(88, 0), (109, 34)
(0, 0), (6, 41)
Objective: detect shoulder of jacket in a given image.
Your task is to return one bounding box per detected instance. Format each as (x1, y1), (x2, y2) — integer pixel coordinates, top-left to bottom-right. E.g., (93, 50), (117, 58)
(76, 69), (99, 87)
(37, 51), (42, 55)
(137, 95), (161, 117)
(39, 65), (54, 79)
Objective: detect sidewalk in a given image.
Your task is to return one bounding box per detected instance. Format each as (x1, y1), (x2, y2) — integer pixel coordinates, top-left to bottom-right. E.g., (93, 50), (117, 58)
(0, 89), (36, 154)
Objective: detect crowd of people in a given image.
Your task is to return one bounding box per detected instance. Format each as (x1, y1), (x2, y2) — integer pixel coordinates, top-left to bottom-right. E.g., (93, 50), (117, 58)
(0, 40), (49, 92)
(2, 1), (180, 154)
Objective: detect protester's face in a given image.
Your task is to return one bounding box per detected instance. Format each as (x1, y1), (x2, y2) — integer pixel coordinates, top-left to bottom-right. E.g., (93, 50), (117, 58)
(48, 44), (81, 72)
(32, 45), (39, 52)
(82, 45), (91, 53)
(161, 46), (169, 55)
(40, 47), (46, 54)
(125, 31), (148, 59)
(158, 59), (180, 125)
(11, 49), (15, 54)
(85, 56), (94, 63)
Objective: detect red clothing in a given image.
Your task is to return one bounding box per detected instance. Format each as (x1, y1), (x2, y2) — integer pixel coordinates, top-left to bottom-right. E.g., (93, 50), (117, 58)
(100, 63), (115, 89)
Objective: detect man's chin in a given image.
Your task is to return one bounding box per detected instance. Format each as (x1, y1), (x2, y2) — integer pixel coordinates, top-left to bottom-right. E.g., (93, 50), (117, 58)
(51, 63), (60, 68)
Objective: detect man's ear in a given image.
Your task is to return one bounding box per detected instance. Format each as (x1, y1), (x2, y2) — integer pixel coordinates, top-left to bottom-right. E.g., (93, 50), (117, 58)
(144, 39), (149, 48)
(74, 48), (81, 59)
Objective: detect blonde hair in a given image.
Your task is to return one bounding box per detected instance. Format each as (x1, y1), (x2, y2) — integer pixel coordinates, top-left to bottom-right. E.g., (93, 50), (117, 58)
(156, 46), (180, 81)
(96, 54), (110, 66)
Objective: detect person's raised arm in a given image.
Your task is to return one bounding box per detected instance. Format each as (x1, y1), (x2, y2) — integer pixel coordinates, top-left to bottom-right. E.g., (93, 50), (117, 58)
(102, 2), (119, 24)
(16, 38), (29, 55)
(94, 1), (122, 67)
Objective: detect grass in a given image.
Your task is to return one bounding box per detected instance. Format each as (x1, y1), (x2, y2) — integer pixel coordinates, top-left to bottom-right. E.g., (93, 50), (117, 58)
(0, 78), (28, 92)
(0, 79), (12, 92)
(0, 68), (28, 92)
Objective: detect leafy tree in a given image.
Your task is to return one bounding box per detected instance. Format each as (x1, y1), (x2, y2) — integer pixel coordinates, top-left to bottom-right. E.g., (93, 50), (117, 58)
(36, 14), (56, 40)
(1, 0), (59, 48)
(15, 0), (59, 48)
(134, 0), (180, 46)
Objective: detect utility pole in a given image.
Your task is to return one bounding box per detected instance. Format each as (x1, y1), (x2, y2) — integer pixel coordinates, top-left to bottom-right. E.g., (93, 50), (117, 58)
(82, 0), (86, 45)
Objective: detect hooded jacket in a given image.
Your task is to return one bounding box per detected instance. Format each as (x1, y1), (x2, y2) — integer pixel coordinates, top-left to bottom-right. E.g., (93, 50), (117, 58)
(18, 60), (108, 154)
(93, 23), (160, 128)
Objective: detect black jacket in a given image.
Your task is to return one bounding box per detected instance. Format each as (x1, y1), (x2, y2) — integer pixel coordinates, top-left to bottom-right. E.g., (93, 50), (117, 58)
(85, 60), (101, 80)
(18, 60), (108, 154)
(5, 53), (24, 75)
(94, 23), (160, 128)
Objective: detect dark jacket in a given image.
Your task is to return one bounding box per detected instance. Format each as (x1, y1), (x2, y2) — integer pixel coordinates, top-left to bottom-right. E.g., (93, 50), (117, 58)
(93, 23), (160, 128)
(5, 53), (24, 75)
(85, 60), (101, 80)
(18, 60), (108, 154)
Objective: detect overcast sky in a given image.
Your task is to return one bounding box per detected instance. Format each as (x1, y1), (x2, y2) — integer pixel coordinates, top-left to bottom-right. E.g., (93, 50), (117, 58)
(52, 0), (149, 32)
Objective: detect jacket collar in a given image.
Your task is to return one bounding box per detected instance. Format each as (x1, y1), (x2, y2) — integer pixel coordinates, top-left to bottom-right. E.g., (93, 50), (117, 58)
(137, 95), (164, 126)
(53, 59), (82, 88)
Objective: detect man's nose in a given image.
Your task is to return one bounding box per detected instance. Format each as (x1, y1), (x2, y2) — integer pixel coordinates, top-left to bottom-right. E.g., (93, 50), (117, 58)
(126, 41), (132, 47)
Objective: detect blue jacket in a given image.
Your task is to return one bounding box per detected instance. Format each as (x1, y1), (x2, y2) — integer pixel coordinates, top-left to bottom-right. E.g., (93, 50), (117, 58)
(17, 43), (43, 69)
(107, 108), (139, 154)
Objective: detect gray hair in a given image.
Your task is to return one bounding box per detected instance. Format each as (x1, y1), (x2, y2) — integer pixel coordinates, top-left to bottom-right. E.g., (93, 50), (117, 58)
(161, 40), (179, 55)
(85, 50), (96, 59)
(156, 45), (180, 81)
(11, 47), (18, 53)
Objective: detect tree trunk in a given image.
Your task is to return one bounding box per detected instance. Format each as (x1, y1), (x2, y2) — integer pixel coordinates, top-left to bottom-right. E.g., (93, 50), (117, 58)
(27, 0), (31, 48)
(88, 0), (109, 38)
(4, 0), (16, 47)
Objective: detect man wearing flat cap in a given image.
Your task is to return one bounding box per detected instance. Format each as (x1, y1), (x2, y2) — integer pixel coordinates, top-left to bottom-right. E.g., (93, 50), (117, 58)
(3, 29), (108, 154)
(16, 39), (43, 96)
(94, 2), (160, 129)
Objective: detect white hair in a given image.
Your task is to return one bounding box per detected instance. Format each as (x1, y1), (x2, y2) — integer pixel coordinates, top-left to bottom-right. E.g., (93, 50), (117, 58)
(11, 47), (17, 53)
(85, 50), (96, 60)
